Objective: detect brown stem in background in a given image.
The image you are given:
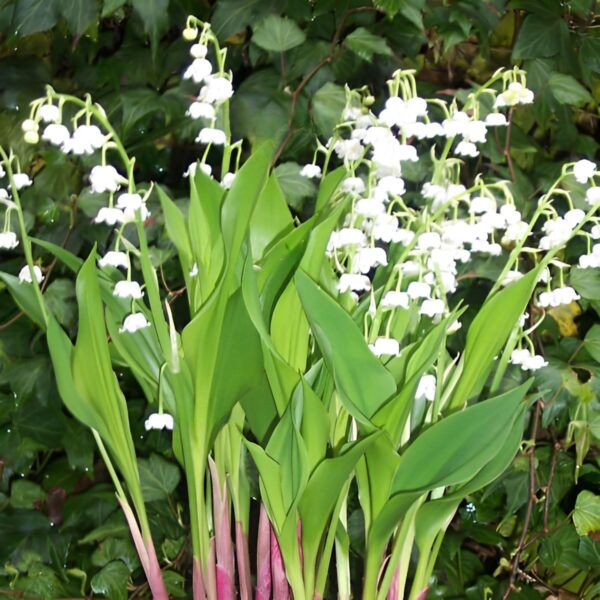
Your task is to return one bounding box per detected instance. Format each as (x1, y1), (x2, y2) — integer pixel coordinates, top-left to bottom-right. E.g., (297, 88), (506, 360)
(501, 400), (542, 600)
(543, 440), (561, 533)
(271, 6), (383, 166)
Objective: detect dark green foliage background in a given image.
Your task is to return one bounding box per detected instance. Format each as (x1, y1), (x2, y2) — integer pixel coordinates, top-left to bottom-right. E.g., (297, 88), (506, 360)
(0, 0), (599, 598)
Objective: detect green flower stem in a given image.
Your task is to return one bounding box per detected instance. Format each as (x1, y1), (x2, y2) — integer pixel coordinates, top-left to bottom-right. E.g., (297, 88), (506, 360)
(0, 147), (49, 328)
(321, 488), (350, 600)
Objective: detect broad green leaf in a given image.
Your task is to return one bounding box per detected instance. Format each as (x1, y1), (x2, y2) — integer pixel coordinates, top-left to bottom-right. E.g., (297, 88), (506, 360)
(250, 173), (293, 260)
(245, 442), (286, 528)
(241, 255), (301, 417)
(344, 27), (392, 61)
(512, 16), (568, 60)
(415, 407), (528, 555)
(208, 288), (266, 441)
(156, 186), (192, 266)
(314, 166), (346, 212)
(265, 403), (309, 514)
(0, 272), (46, 329)
(252, 15), (306, 52)
(271, 282), (309, 373)
(573, 491), (600, 536)
(12, 0), (60, 35)
(449, 268), (540, 408)
(69, 252), (141, 498)
(548, 73), (592, 106)
(138, 455), (181, 502)
(393, 380), (531, 493)
(295, 271), (396, 423)
(220, 141), (274, 288)
(30, 237), (83, 273)
(373, 318), (451, 444)
(312, 83), (346, 137)
(298, 380), (329, 474)
(188, 165), (225, 304)
(356, 433), (401, 529)
(298, 434), (379, 562)
(90, 560), (130, 600)
(47, 316), (107, 438)
(59, 0), (97, 35)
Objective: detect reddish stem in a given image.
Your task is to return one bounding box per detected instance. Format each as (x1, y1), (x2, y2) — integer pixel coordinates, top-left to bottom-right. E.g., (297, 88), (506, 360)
(255, 504), (272, 600)
(118, 498), (169, 600)
(236, 522), (252, 600)
(270, 527), (290, 600)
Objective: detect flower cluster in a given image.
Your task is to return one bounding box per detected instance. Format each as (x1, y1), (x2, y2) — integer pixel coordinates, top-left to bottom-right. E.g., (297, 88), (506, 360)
(181, 18), (237, 189)
(308, 67), (600, 378)
(15, 85), (157, 336)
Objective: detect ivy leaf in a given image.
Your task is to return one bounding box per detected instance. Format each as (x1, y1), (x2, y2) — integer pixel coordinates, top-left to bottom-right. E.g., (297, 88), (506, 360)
(10, 480), (45, 509)
(102, 0), (128, 17)
(312, 82), (346, 136)
(548, 73), (592, 106)
(11, 0), (60, 36)
(90, 560), (130, 600)
(571, 267), (600, 299)
(373, 0), (403, 17)
(138, 454), (181, 502)
(212, 0), (277, 40)
(274, 162), (316, 210)
(344, 27), (392, 61)
(59, 0), (97, 35)
(252, 15), (306, 52)
(512, 16), (569, 60)
(573, 490), (600, 536)
(131, 0), (169, 50)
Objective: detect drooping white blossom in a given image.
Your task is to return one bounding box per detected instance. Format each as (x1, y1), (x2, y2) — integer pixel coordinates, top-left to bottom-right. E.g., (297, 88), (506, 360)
(89, 165), (127, 194)
(120, 312), (151, 333)
(145, 412), (174, 431)
(98, 251), (129, 269)
(18, 264), (43, 284)
(0, 231), (18, 249)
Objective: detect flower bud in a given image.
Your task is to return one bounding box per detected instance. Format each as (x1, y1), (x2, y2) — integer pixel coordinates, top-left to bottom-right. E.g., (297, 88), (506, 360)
(23, 130), (39, 144)
(21, 118), (38, 132)
(182, 26), (198, 41)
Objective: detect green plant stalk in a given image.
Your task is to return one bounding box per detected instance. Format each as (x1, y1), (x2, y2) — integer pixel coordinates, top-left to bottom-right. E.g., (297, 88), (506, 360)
(226, 409), (252, 600)
(331, 492), (351, 600)
(92, 430), (168, 600)
(376, 497), (424, 600)
(0, 147), (49, 328)
(409, 527), (445, 600)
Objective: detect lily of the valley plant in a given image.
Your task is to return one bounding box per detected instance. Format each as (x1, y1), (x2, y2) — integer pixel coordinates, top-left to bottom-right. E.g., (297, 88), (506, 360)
(2, 16), (599, 600)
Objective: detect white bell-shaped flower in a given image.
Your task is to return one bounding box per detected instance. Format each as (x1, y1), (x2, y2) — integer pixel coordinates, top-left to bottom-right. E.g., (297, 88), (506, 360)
(113, 280), (144, 299)
(120, 312), (151, 333)
(0, 231), (18, 249)
(98, 251), (129, 269)
(89, 165), (127, 193)
(19, 264), (43, 284)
